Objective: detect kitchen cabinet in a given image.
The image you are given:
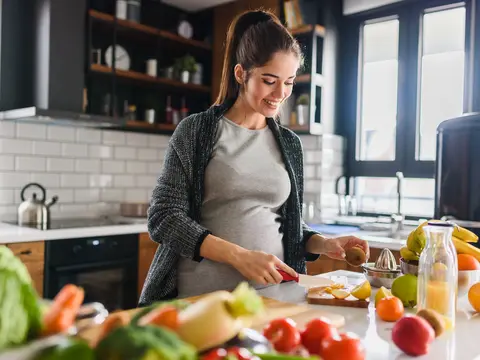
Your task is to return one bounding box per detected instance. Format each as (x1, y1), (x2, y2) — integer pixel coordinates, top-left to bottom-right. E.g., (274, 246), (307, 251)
(137, 233), (159, 298)
(307, 247), (400, 275)
(6, 241), (45, 297)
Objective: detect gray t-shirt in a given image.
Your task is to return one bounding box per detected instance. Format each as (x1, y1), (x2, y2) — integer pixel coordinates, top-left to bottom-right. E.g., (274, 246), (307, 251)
(177, 116), (291, 298)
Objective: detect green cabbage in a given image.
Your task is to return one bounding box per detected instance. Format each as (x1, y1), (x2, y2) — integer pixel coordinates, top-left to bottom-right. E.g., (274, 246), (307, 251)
(0, 245), (42, 350)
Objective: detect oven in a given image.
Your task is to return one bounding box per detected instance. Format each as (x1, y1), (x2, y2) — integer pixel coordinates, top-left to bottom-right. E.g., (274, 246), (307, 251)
(44, 234), (138, 312)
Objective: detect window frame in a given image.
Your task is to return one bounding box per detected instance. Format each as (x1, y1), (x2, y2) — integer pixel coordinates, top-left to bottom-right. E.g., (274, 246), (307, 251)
(340, 0), (473, 182)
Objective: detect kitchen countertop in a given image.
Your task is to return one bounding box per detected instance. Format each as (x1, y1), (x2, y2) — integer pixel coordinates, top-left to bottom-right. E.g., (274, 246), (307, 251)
(258, 270), (480, 360)
(0, 220), (406, 250)
(0, 220), (148, 244)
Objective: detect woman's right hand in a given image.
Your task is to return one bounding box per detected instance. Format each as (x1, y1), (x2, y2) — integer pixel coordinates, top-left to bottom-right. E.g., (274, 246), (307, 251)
(231, 250), (297, 285)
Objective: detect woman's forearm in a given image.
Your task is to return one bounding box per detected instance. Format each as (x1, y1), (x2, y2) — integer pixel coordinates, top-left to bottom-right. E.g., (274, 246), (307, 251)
(199, 234), (247, 267)
(305, 233), (327, 254)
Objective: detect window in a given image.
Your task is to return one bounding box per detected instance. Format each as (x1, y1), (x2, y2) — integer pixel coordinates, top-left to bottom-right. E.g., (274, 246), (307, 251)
(358, 19), (399, 161)
(342, 0), (471, 217)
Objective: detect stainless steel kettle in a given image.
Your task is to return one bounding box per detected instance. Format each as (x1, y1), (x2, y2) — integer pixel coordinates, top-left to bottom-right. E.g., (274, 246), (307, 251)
(18, 183), (58, 229)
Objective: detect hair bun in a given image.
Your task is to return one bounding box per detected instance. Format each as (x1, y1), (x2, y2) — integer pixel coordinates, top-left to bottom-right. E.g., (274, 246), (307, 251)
(235, 10), (273, 34)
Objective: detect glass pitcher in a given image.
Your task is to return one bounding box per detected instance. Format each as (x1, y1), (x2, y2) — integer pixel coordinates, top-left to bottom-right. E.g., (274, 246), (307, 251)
(417, 221), (458, 328)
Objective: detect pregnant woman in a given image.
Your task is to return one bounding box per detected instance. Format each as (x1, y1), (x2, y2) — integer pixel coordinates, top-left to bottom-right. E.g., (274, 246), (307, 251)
(139, 9), (369, 305)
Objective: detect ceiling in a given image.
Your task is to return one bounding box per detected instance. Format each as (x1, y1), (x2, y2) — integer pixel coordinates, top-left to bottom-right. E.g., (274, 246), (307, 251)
(161, 0), (236, 12)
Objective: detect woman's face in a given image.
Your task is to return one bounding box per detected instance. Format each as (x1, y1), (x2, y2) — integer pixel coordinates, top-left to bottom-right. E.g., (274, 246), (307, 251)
(238, 51), (300, 118)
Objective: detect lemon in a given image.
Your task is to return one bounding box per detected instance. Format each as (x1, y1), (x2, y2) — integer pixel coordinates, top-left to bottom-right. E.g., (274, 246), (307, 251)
(375, 286), (392, 306)
(331, 289), (350, 299)
(350, 280), (372, 300)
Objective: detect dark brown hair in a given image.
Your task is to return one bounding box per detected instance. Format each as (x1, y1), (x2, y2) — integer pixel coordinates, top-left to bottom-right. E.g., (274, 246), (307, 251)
(214, 9), (303, 105)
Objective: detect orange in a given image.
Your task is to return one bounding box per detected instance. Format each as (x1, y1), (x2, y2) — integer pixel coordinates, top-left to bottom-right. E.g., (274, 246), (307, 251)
(468, 283), (480, 312)
(376, 296), (404, 322)
(458, 254), (480, 271)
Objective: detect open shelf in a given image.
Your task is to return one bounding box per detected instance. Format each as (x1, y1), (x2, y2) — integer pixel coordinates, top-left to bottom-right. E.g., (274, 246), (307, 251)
(89, 9), (211, 51)
(289, 24), (325, 37)
(90, 63), (211, 93)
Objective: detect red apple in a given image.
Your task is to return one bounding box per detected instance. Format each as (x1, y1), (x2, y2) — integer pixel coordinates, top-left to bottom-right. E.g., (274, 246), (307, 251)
(392, 316), (435, 356)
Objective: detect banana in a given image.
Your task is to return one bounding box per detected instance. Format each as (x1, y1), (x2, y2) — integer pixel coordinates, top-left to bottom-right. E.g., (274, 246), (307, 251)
(452, 236), (480, 262)
(452, 225), (478, 243)
(400, 246), (420, 261)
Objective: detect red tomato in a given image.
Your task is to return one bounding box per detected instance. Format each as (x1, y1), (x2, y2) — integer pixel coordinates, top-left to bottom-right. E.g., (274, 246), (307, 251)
(320, 332), (366, 360)
(263, 318), (301, 353)
(227, 347), (256, 360)
(300, 317), (338, 355)
(202, 348), (228, 360)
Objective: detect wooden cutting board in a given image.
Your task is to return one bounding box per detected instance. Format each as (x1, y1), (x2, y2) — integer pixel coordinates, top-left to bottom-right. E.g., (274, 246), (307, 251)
(307, 286), (370, 308)
(78, 297), (345, 346)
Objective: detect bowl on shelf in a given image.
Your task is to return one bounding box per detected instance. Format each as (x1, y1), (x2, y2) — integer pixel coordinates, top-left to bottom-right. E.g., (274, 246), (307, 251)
(400, 258), (419, 276)
(458, 269), (480, 298)
(361, 262), (401, 289)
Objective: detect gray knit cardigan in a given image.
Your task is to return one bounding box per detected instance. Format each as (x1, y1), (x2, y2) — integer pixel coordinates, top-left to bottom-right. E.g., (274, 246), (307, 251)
(139, 101), (320, 306)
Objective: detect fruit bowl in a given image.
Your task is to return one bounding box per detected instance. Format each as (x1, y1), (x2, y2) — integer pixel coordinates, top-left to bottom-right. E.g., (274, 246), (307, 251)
(458, 269), (480, 298)
(400, 258), (419, 276)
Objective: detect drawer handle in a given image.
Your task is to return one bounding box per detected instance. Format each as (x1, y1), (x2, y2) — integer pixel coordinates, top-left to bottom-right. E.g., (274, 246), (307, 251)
(20, 250), (32, 255)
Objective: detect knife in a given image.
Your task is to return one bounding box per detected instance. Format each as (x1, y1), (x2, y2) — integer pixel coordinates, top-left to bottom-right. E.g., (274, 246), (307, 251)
(276, 268), (335, 287)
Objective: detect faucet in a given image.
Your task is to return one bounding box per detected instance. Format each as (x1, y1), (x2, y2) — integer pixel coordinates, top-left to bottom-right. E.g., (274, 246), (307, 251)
(390, 171), (405, 236)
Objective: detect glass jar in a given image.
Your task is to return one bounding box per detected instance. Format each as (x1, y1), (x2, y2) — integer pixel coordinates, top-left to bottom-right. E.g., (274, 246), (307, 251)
(417, 221), (458, 328)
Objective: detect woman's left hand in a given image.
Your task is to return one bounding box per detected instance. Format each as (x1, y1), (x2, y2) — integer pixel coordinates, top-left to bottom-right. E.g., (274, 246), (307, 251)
(315, 235), (370, 261)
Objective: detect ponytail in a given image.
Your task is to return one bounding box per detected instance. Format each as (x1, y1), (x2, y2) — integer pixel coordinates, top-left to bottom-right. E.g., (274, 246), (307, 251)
(214, 9), (302, 106)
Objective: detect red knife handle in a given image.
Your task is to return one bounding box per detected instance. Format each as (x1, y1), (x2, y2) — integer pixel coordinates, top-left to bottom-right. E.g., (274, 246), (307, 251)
(276, 268), (299, 282)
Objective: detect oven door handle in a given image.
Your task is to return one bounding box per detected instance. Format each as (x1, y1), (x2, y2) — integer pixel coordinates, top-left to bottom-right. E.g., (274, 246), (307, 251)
(50, 258), (137, 272)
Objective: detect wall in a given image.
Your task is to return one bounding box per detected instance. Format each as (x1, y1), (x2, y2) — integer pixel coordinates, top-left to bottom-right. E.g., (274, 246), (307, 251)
(0, 122), (168, 221)
(0, 121), (345, 222)
(343, 0), (404, 15)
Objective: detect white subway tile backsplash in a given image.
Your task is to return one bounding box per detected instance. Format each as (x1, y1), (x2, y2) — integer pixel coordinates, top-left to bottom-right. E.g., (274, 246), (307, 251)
(114, 175), (135, 188)
(0, 139), (32, 154)
(16, 156), (46, 171)
(126, 161), (147, 174)
(0, 155), (14, 170)
(126, 133), (148, 146)
(0, 189), (14, 204)
(16, 123), (47, 139)
(136, 175), (156, 188)
(114, 146), (136, 160)
(148, 162), (161, 175)
(49, 189), (74, 203)
(60, 174), (88, 188)
(47, 126), (75, 142)
(0, 122), (346, 221)
(89, 145), (113, 159)
(101, 188), (123, 202)
(76, 128), (101, 144)
(33, 141), (61, 156)
(74, 189), (100, 203)
(0, 172), (28, 188)
(138, 148), (157, 161)
(47, 158), (74, 172)
(103, 131), (126, 145)
(89, 174), (112, 188)
(62, 143), (88, 157)
(0, 122), (15, 138)
(102, 160), (125, 174)
(148, 135), (169, 148)
(30, 173), (61, 188)
(75, 159), (101, 173)
(124, 189), (148, 202)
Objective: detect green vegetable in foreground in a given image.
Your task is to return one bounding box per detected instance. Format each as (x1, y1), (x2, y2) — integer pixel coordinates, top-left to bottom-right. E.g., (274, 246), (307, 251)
(33, 337), (95, 360)
(0, 246), (42, 350)
(95, 325), (197, 360)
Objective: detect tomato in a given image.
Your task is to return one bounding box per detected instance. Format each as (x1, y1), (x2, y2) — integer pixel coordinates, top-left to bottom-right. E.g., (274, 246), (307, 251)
(320, 332), (366, 360)
(263, 318), (301, 353)
(202, 348), (228, 360)
(227, 347), (257, 360)
(300, 317), (338, 355)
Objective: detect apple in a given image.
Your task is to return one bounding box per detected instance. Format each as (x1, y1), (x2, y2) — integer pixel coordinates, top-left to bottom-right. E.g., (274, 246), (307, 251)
(392, 315), (435, 356)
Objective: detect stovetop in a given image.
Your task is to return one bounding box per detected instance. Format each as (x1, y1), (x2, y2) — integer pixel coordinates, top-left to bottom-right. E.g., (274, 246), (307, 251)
(6, 217), (135, 230)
